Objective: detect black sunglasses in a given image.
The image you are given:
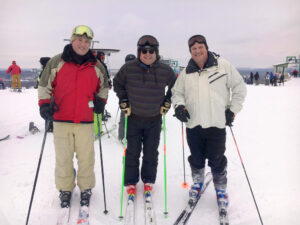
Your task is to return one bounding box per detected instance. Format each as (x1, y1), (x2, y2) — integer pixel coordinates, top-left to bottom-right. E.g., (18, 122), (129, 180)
(141, 48), (155, 54)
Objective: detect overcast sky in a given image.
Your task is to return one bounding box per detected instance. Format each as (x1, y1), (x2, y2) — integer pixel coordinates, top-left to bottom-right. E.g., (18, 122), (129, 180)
(1, 0), (299, 69)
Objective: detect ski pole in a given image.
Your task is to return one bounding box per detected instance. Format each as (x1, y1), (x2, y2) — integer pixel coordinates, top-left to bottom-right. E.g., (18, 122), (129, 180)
(163, 115), (168, 217)
(119, 115), (128, 219)
(96, 114), (108, 214)
(26, 120), (50, 225)
(181, 122), (189, 189)
(229, 127), (264, 225)
(103, 119), (110, 138)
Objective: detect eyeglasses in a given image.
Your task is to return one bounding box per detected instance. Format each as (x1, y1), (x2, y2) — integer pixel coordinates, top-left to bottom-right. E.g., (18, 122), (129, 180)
(138, 35), (159, 47)
(141, 48), (155, 54)
(72, 25), (94, 39)
(188, 35), (206, 47)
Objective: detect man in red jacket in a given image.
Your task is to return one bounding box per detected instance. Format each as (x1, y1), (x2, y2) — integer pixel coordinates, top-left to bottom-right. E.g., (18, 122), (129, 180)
(38, 25), (108, 217)
(6, 60), (22, 92)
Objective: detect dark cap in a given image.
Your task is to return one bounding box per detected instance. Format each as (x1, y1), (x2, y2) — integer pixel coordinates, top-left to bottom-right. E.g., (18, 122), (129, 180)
(137, 35), (159, 48)
(39, 57), (51, 67)
(125, 54), (136, 62)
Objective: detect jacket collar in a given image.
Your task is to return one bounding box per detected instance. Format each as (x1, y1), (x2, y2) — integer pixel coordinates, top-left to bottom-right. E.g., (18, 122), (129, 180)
(61, 44), (97, 65)
(186, 51), (219, 74)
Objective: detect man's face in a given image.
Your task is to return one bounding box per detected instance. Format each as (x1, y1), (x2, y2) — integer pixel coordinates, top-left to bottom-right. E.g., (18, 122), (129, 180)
(100, 55), (105, 62)
(190, 42), (208, 67)
(72, 36), (91, 56)
(139, 48), (157, 65)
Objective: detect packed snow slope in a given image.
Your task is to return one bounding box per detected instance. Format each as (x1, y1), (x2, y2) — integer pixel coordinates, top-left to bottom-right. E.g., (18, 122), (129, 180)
(0, 78), (300, 225)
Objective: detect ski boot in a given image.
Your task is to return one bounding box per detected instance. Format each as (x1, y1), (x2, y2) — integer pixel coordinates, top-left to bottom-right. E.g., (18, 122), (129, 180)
(59, 191), (72, 208)
(144, 183), (153, 199)
(80, 189), (92, 207)
(189, 182), (203, 204)
(216, 189), (228, 208)
(126, 185), (136, 202)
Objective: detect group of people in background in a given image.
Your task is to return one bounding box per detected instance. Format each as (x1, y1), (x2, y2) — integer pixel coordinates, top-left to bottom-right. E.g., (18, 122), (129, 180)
(247, 69), (299, 86)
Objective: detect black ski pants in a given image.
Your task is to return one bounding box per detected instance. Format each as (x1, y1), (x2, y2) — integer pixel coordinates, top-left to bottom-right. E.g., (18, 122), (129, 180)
(124, 116), (162, 186)
(186, 126), (227, 175)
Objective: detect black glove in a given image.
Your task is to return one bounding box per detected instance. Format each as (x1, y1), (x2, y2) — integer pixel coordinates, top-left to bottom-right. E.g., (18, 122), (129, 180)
(160, 98), (171, 115)
(119, 99), (131, 116)
(225, 109), (235, 126)
(174, 105), (190, 123)
(94, 94), (105, 114)
(40, 103), (54, 121)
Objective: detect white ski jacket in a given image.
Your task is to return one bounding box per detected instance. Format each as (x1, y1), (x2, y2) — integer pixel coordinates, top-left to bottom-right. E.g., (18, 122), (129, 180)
(171, 52), (247, 129)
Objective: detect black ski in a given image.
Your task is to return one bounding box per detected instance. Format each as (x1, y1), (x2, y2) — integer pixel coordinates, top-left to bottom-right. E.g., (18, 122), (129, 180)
(173, 172), (213, 225)
(0, 135), (10, 141)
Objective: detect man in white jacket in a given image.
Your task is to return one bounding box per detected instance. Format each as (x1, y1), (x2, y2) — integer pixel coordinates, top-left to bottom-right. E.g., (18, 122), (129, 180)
(171, 34), (247, 208)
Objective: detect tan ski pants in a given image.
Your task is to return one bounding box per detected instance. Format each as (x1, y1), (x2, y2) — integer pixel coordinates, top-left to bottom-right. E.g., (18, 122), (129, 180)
(53, 122), (95, 191)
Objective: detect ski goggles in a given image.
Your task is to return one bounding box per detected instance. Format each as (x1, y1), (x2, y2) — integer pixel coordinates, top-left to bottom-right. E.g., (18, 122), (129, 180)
(188, 35), (206, 47)
(137, 35), (159, 47)
(71, 25), (94, 39)
(141, 48), (155, 54)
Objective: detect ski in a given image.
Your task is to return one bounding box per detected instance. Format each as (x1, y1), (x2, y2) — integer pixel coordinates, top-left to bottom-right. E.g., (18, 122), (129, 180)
(0, 135), (10, 141)
(173, 172), (213, 225)
(77, 206), (90, 225)
(144, 189), (156, 225)
(56, 207), (71, 225)
(124, 193), (135, 225)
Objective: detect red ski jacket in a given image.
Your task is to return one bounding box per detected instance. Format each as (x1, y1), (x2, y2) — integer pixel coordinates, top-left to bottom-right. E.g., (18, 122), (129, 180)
(39, 60), (105, 123)
(6, 64), (21, 75)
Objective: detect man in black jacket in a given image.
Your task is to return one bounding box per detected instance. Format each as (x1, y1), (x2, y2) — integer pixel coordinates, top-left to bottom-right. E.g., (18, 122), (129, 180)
(113, 35), (177, 197)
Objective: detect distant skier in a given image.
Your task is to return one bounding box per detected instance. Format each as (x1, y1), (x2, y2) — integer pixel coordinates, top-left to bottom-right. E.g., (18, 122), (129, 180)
(254, 72), (259, 85)
(292, 69), (298, 78)
(0, 77), (4, 89)
(6, 60), (22, 92)
(274, 73), (278, 86)
(279, 73), (285, 86)
(96, 51), (112, 89)
(171, 34), (247, 213)
(250, 72), (254, 84)
(34, 57), (51, 89)
(270, 72), (274, 86)
(113, 35), (177, 199)
(265, 72), (270, 86)
(118, 54), (136, 142)
(38, 25), (108, 211)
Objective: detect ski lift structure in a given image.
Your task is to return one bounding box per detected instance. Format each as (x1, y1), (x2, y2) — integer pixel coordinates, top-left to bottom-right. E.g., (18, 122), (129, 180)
(160, 57), (182, 77)
(273, 55), (300, 79)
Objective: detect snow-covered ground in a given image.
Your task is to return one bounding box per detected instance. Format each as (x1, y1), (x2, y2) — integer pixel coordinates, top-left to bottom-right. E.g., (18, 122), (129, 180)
(0, 78), (300, 225)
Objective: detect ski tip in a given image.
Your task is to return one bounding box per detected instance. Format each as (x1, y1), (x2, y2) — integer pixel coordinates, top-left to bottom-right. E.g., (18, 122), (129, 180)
(119, 215), (124, 220)
(182, 182), (189, 189)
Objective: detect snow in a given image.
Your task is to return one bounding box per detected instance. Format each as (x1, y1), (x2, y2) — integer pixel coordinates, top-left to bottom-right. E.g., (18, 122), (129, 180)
(1, 78), (300, 225)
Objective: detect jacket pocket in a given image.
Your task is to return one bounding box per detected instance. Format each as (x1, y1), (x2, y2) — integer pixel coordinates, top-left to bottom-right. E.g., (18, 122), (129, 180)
(209, 73), (227, 84)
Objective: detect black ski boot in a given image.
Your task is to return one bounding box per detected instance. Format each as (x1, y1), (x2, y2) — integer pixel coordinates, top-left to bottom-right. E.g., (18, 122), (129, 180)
(59, 191), (72, 208)
(80, 189), (92, 207)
